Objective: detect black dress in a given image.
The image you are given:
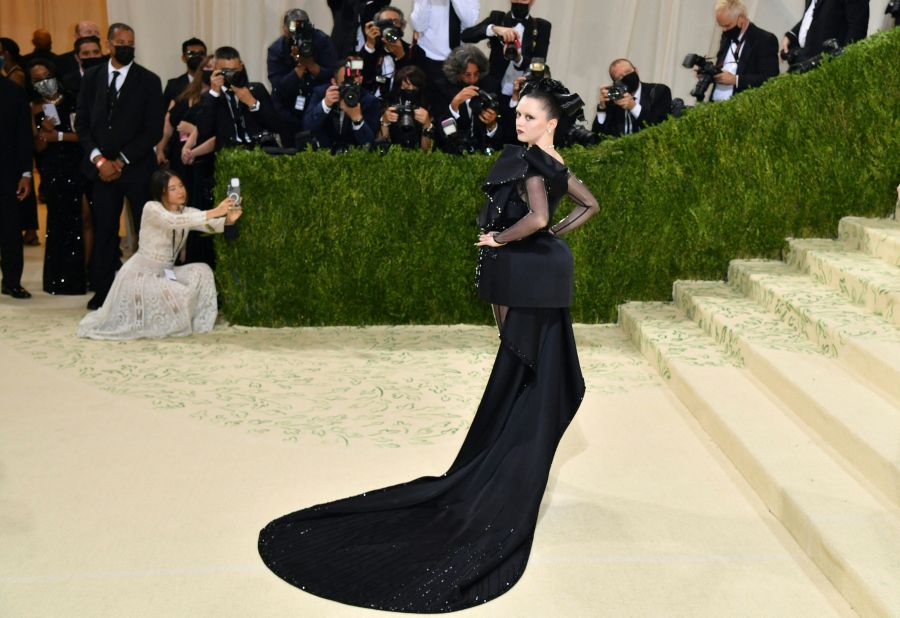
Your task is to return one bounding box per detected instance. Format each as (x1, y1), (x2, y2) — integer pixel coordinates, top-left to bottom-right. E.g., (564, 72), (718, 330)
(258, 144), (599, 613)
(36, 94), (87, 294)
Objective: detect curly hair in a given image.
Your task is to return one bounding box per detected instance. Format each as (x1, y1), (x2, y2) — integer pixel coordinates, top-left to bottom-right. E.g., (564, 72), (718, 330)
(442, 44), (488, 84)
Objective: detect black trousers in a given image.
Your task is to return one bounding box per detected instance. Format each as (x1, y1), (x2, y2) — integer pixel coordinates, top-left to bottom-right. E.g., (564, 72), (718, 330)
(0, 186), (24, 288)
(89, 172), (151, 296)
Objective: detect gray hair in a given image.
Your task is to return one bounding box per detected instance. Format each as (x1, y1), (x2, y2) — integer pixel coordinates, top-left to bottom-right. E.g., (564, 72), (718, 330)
(442, 44), (488, 83)
(714, 0), (747, 19)
(284, 9), (310, 26)
(374, 6), (406, 28)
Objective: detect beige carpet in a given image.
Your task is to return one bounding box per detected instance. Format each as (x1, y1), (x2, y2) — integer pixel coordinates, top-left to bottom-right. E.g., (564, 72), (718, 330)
(0, 239), (855, 617)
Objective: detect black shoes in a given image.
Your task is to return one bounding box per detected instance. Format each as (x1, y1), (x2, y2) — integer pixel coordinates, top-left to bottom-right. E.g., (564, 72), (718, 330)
(1, 285), (32, 299)
(86, 292), (105, 310)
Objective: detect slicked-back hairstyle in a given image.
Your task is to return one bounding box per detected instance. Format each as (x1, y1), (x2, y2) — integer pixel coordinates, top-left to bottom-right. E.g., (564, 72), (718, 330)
(214, 46), (242, 61)
(714, 0), (747, 19)
(374, 6), (407, 27)
(284, 8), (310, 26)
(107, 23), (134, 41)
(74, 35), (101, 54)
(520, 89), (562, 121)
(442, 44), (488, 84)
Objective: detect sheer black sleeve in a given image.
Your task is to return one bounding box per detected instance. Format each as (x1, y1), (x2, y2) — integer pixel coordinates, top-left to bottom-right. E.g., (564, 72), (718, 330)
(493, 175), (550, 244)
(550, 173), (599, 236)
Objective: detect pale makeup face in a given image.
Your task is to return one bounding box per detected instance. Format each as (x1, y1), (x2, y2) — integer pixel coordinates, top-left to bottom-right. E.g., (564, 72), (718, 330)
(514, 96), (556, 145)
(163, 176), (187, 209)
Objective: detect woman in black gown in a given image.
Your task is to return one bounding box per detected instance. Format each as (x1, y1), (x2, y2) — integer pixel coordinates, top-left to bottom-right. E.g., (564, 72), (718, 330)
(258, 79), (600, 613)
(27, 59), (87, 295)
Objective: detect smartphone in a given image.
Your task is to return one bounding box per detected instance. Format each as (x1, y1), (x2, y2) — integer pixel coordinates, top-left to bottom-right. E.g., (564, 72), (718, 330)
(227, 178), (242, 207)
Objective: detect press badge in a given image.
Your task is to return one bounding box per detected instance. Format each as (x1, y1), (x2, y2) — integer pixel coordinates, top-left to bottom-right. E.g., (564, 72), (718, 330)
(164, 269), (177, 281)
(294, 95), (307, 111)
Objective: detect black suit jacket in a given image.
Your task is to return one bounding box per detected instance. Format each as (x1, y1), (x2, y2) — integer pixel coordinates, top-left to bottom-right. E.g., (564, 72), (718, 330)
(432, 76), (503, 152)
(715, 22), (779, 93)
(74, 62), (164, 181)
(164, 73), (191, 109)
(787, 0), (869, 57)
(303, 82), (381, 149)
(461, 11), (551, 82)
(328, 0), (389, 58)
(0, 77), (33, 190)
(592, 81), (672, 138)
(55, 51), (80, 81)
(205, 83), (283, 150)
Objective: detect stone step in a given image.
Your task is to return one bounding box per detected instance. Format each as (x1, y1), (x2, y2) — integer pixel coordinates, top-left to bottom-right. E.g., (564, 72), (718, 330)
(787, 239), (900, 326)
(618, 301), (900, 618)
(729, 259), (900, 403)
(673, 280), (900, 508)
(839, 217), (900, 267)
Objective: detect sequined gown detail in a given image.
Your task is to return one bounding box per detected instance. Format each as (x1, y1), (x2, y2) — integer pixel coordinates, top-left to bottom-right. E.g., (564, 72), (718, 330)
(258, 145), (598, 613)
(76, 201), (225, 340)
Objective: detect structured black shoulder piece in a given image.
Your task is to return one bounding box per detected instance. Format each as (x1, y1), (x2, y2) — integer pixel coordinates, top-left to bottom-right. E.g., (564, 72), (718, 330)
(523, 145), (568, 179)
(482, 145), (529, 189)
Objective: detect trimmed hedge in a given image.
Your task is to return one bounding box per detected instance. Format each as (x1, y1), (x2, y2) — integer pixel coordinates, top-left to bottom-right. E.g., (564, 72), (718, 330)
(216, 28), (900, 327)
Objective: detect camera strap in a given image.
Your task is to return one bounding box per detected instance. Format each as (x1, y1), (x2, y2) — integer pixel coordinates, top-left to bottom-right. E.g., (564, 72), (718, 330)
(225, 90), (250, 143)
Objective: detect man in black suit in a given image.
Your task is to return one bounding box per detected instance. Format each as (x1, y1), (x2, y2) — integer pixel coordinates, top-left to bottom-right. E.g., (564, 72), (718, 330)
(163, 38), (207, 110)
(54, 20), (101, 80)
(61, 35), (104, 95)
(206, 46), (283, 150)
(360, 6), (420, 99)
(461, 0), (550, 144)
(304, 56), (381, 152)
(781, 0), (869, 62)
(432, 44), (502, 154)
(592, 59), (672, 138)
(709, 0), (779, 102)
(410, 0), (481, 96)
(0, 46), (34, 299)
(267, 9), (339, 146)
(75, 23), (164, 309)
(328, 0), (389, 58)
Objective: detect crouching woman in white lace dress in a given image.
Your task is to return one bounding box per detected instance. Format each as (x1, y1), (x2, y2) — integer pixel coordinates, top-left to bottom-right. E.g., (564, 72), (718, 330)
(77, 169), (242, 340)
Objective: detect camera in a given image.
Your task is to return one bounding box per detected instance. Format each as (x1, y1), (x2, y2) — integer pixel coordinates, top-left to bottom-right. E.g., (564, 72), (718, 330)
(787, 38), (844, 74)
(523, 57), (547, 83)
(394, 90), (421, 131)
(682, 53), (719, 102)
(219, 68), (249, 89)
(605, 80), (629, 101)
(289, 19), (316, 58)
(562, 123), (599, 147)
(503, 41), (519, 62)
(338, 59), (364, 107)
(469, 90), (500, 116)
(886, 0), (900, 18)
(374, 19), (403, 43)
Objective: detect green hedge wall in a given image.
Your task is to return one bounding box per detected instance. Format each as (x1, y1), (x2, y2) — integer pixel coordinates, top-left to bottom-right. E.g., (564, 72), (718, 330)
(216, 28), (900, 327)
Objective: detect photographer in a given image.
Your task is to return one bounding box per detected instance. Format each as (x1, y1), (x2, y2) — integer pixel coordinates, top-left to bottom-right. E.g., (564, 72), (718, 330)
(461, 0), (550, 144)
(304, 56), (381, 152)
(781, 0), (869, 63)
(267, 9), (338, 146)
(593, 59), (671, 138)
(205, 46), (282, 150)
(361, 6), (420, 99)
(379, 66), (435, 151)
(710, 0), (778, 102)
(434, 44), (502, 154)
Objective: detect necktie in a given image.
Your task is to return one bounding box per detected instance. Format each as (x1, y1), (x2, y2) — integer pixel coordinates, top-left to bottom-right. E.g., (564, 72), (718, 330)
(227, 91), (247, 142)
(108, 70), (120, 116)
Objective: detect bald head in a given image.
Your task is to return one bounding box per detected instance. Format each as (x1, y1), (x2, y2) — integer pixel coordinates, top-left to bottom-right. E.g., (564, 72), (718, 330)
(32, 29), (52, 51)
(76, 21), (101, 38)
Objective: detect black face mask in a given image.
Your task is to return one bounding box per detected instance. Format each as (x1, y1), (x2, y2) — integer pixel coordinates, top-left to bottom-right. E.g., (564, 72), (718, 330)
(620, 71), (640, 93)
(113, 45), (135, 65)
(81, 56), (106, 71)
(186, 54), (205, 72)
(723, 25), (742, 42)
(399, 88), (421, 107)
(201, 69), (212, 85)
(510, 3), (530, 20)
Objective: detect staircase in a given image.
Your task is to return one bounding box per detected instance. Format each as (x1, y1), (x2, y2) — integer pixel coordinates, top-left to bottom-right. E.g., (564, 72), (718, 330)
(618, 217), (900, 617)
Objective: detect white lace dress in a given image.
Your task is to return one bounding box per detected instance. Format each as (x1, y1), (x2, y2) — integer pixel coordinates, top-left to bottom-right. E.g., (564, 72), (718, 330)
(77, 201), (226, 340)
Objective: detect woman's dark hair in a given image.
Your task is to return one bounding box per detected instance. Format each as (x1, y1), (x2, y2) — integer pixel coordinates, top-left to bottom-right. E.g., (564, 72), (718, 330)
(26, 57), (56, 76)
(0, 37), (22, 62)
(390, 65), (428, 104)
(149, 168), (182, 203)
(176, 54), (212, 105)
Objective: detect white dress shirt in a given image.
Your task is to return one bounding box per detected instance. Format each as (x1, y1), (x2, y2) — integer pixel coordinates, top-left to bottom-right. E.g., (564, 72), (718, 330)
(410, 0), (480, 61)
(712, 31), (746, 102)
(798, 0), (818, 48)
(90, 59), (134, 163)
